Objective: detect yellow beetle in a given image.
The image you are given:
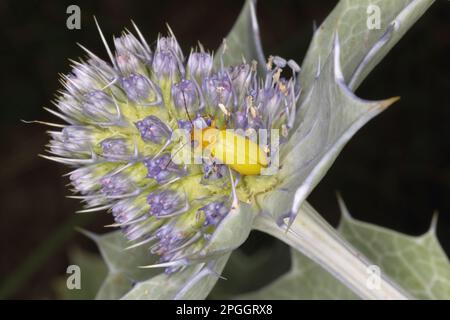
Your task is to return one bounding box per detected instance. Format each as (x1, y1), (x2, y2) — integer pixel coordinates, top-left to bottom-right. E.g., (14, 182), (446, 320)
(193, 126), (269, 175)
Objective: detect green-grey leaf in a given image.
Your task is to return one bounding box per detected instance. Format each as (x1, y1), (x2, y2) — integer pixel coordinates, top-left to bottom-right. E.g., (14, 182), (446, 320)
(82, 230), (162, 299)
(301, 0), (434, 94)
(260, 34), (397, 222)
(96, 273), (135, 300)
(209, 240), (290, 299)
(122, 253), (230, 300)
(240, 199), (450, 299)
(214, 0), (265, 71)
(90, 231), (160, 280)
(237, 247), (357, 299)
(337, 198), (450, 299)
(193, 202), (256, 261)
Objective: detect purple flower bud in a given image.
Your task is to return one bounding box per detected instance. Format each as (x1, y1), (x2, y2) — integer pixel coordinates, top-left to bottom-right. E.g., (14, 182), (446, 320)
(83, 90), (117, 122)
(147, 190), (187, 218)
(69, 167), (98, 195)
(247, 116), (265, 131)
(258, 87), (284, 122)
(120, 73), (153, 102)
(152, 50), (179, 80)
(171, 79), (199, 113)
(49, 126), (93, 157)
(100, 138), (130, 160)
(150, 224), (197, 273)
(86, 58), (117, 81)
(228, 63), (253, 96)
(177, 119), (193, 132)
(156, 36), (183, 60)
(54, 94), (84, 121)
(154, 224), (173, 240)
(202, 74), (233, 107)
(144, 153), (184, 184)
(114, 33), (151, 75)
(100, 173), (134, 197)
(202, 159), (227, 180)
(115, 50), (140, 76)
(62, 126), (91, 142)
(121, 223), (147, 241)
(152, 225), (184, 255)
(199, 201), (229, 226)
(65, 65), (99, 96)
(112, 200), (134, 225)
(192, 116), (209, 129)
(233, 111), (248, 130)
(187, 52), (213, 80)
(112, 199), (150, 240)
(177, 115), (208, 136)
(135, 115), (171, 144)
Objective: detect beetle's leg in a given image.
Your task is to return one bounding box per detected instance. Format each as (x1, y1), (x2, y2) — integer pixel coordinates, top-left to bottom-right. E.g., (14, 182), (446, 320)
(228, 167), (239, 211)
(163, 140), (187, 169)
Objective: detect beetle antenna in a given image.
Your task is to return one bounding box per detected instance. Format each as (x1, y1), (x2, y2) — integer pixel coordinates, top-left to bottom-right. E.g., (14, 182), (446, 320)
(163, 140), (188, 170)
(182, 91), (194, 125)
(164, 90), (196, 170)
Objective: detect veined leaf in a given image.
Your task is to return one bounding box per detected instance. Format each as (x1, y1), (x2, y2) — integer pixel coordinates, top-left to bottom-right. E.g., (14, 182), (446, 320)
(337, 197), (450, 299)
(301, 0), (434, 94)
(208, 240), (290, 299)
(241, 197), (450, 299)
(237, 247), (357, 299)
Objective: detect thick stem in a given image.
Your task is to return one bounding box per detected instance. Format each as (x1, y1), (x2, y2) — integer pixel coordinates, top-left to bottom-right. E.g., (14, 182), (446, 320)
(254, 201), (411, 300)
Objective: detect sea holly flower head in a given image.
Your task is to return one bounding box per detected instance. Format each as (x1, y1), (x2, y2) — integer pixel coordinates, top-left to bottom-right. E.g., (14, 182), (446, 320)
(43, 18), (301, 274)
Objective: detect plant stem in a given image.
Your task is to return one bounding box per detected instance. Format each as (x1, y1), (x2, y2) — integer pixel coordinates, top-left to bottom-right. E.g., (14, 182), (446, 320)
(253, 201), (411, 300)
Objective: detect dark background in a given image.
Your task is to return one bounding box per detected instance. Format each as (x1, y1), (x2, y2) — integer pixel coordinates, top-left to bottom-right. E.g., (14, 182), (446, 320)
(0, 0), (449, 299)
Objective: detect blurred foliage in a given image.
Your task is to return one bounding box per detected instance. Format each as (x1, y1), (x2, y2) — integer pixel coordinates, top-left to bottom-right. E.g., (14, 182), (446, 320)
(53, 247), (106, 299)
